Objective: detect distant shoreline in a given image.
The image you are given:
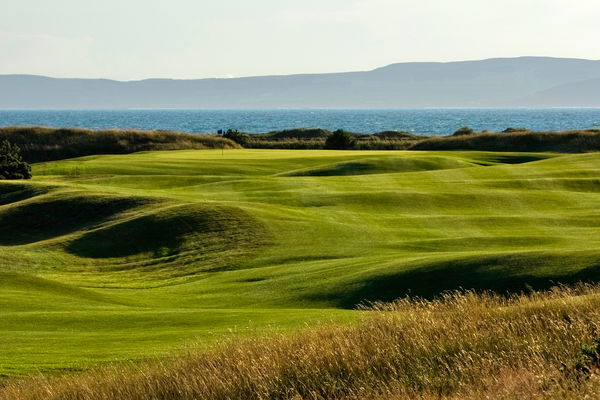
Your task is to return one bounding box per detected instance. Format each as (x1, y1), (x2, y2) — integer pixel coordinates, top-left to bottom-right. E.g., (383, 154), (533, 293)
(2, 58), (600, 108)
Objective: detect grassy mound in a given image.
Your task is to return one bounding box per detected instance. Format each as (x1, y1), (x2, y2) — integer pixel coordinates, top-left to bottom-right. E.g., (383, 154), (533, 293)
(3, 285), (600, 400)
(67, 203), (268, 265)
(0, 192), (150, 245)
(473, 153), (553, 164)
(0, 272), (124, 311)
(280, 156), (476, 176)
(0, 182), (51, 205)
(319, 251), (600, 307)
(0, 127), (239, 162)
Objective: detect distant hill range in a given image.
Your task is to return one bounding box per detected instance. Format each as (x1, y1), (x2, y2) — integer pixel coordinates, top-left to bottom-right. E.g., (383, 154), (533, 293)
(1, 57), (600, 108)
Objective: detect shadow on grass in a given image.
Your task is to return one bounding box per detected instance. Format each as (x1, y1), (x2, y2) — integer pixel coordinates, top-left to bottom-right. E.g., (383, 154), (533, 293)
(483, 154), (551, 164)
(0, 184), (50, 206)
(281, 157), (473, 177)
(312, 252), (600, 308)
(0, 194), (148, 246)
(66, 211), (189, 258)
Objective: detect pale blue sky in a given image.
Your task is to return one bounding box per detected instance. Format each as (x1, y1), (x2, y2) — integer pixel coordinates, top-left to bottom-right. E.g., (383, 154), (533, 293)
(1, 0), (599, 80)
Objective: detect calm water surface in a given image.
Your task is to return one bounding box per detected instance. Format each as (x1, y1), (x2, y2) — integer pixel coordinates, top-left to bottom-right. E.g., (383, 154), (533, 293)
(1, 109), (600, 135)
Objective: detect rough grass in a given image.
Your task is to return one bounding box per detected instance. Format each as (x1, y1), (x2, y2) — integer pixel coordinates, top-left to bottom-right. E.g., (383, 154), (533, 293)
(0, 127), (239, 162)
(232, 129), (420, 150)
(411, 129), (600, 152)
(225, 128), (600, 152)
(2, 285), (600, 399)
(3, 127), (600, 160)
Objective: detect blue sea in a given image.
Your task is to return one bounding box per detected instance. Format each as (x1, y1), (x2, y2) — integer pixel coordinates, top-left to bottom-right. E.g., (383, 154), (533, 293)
(1, 109), (600, 136)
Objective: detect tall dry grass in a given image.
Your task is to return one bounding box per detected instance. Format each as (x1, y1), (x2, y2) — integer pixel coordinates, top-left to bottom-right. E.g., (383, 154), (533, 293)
(235, 136), (418, 150)
(4, 127), (600, 160)
(410, 129), (600, 153)
(217, 129), (600, 153)
(2, 285), (600, 399)
(0, 127), (239, 162)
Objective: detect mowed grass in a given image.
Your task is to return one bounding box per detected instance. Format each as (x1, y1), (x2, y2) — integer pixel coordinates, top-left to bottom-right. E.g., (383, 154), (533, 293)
(1, 149), (600, 375)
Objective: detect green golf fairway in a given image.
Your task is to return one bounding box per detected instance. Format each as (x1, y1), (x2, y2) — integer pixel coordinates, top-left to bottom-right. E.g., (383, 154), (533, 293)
(1, 149), (599, 375)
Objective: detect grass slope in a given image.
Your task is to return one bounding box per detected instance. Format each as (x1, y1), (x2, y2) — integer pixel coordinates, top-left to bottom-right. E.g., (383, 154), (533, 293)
(1, 149), (600, 375)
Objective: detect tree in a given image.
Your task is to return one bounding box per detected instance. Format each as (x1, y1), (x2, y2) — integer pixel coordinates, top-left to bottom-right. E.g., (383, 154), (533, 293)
(0, 139), (32, 180)
(325, 130), (357, 150)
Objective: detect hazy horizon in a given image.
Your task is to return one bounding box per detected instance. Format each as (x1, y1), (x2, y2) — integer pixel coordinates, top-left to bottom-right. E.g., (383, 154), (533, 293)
(2, 56), (599, 82)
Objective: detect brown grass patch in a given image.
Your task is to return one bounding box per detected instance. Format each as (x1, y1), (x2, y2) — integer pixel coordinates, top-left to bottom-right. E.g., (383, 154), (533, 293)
(2, 285), (600, 399)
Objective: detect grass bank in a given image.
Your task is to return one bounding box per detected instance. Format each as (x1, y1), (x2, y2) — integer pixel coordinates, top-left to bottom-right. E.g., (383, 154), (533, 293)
(2, 285), (600, 399)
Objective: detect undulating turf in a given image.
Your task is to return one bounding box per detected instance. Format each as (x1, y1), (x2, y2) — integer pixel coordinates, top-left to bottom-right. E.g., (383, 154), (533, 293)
(1, 149), (599, 375)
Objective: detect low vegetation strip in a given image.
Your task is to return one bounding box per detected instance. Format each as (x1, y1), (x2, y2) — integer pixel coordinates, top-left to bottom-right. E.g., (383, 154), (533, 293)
(223, 128), (421, 150)
(2, 285), (600, 400)
(411, 129), (600, 153)
(0, 127), (239, 162)
(2, 127), (600, 164)
(228, 128), (600, 152)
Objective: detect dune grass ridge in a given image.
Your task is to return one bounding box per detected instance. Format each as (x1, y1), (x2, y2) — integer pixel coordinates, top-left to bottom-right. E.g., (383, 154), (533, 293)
(3, 127), (600, 163)
(223, 127), (600, 152)
(0, 127), (239, 162)
(2, 285), (600, 400)
(411, 129), (600, 152)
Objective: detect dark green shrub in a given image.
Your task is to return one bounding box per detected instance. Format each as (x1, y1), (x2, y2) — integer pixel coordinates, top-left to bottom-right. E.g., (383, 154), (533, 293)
(452, 126), (476, 136)
(325, 130), (357, 150)
(223, 129), (251, 146)
(0, 140), (31, 180)
(572, 338), (600, 377)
